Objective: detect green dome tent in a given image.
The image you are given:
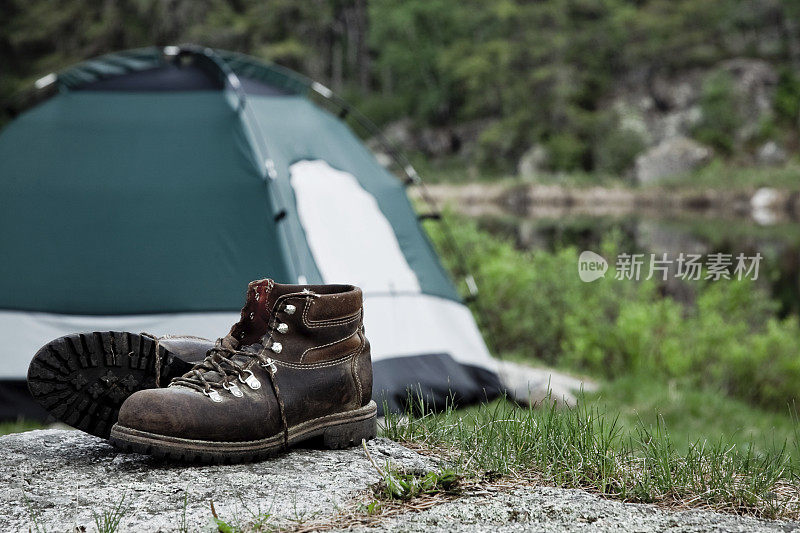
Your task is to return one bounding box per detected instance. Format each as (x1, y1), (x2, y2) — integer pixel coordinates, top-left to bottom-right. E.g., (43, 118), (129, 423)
(0, 46), (501, 419)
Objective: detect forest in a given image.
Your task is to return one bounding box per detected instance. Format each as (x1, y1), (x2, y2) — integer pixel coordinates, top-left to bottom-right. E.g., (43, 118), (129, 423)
(3, 0), (800, 176)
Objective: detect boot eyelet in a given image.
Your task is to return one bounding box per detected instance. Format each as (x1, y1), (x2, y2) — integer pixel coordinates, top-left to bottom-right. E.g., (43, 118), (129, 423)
(270, 342), (282, 353)
(223, 381), (244, 398)
(204, 389), (223, 403)
(261, 357), (278, 374)
(277, 323), (289, 334)
(249, 312), (255, 320)
(284, 304), (296, 315)
(239, 370), (261, 390)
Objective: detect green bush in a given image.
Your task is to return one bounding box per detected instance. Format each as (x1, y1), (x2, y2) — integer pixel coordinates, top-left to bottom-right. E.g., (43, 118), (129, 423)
(475, 121), (521, 173)
(725, 317), (800, 409)
(594, 127), (646, 176)
(775, 68), (800, 125)
(692, 71), (743, 154)
(545, 132), (588, 172)
(346, 92), (412, 129)
(427, 213), (800, 411)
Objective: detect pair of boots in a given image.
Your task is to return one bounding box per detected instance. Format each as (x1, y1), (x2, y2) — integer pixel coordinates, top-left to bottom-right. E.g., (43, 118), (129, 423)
(27, 279), (376, 464)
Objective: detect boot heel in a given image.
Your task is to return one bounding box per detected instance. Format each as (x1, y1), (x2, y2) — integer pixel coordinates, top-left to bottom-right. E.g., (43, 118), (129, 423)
(322, 414), (377, 449)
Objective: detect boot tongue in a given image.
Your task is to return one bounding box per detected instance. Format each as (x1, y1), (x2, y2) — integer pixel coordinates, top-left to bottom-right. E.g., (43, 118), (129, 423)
(228, 279), (296, 348)
(173, 279), (297, 387)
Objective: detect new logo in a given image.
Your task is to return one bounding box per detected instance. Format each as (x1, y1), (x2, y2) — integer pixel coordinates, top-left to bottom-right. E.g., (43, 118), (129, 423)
(578, 251), (608, 282)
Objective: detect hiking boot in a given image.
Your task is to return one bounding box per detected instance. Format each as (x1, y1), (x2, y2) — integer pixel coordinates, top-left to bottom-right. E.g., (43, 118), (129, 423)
(27, 332), (212, 438)
(109, 280), (376, 463)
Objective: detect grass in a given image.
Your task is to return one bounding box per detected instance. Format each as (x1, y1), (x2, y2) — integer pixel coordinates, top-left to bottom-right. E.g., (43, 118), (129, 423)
(209, 497), (276, 532)
(588, 375), (800, 460)
(375, 468), (461, 501)
(23, 491), (47, 533)
(179, 488), (190, 533)
(361, 439), (462, 501)
(381, 391), (800, 520)
(0, 419), (46, 435)
(92, 493), (129, 533)
(9, 380), (800, 527)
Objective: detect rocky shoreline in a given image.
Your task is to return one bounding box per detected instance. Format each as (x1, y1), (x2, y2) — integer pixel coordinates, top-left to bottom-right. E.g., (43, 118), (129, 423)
(414, 182), (800, 224)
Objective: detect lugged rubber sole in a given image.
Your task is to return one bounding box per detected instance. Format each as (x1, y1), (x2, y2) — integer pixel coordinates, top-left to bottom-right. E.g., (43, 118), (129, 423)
(108, 400), (378, 464)
(27, 331), (195, 438)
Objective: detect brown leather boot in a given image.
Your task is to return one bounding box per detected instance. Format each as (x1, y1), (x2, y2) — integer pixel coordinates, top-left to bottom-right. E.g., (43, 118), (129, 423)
(109, 280), (376, 463)
(27, 332), (212, 438)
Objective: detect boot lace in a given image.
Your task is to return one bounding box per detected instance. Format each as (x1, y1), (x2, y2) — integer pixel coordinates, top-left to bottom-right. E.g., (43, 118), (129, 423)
(169, 336), (276, 398)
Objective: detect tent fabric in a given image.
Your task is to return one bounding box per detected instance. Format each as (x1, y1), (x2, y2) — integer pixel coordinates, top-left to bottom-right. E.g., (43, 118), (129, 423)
(77, 63), (291, 96)
(362, 294), (495, 367)
(0, 294), (493, 377)
(0, 46), (501, 419)
(0, 309), (237, 379)
(374, 354), (502, 414)
(0, 381), (50, 420)
(289, 160), (422, 293)
(0, 92), (292, 314)
(77, 64), (225, 91)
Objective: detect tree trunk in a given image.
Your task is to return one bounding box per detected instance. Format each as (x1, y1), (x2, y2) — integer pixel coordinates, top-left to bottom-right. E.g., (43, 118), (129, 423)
(355, 0), (371, 91)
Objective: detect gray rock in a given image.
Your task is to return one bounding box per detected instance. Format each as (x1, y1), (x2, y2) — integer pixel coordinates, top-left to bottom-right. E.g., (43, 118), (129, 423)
(417, 127), (454, 157)
(0, 429), (434, 532)
(517, 145), (550, 178)
(650, 70), (701, 110)
(371, 118), (489, 160)
(379, 118), (415, 151)
(342, 485), (800, 532)
(4, 429), (796, 532)
(751, 187), (783, 225)
(720, 59), (778, 143)
(609, 68), (706, 147)
(450, 119), (494, 158)
(635, 136), (712, 183)
(757, 141), (788, 167)
(613, 101), (653, 144)
(610, 58), (777, 157)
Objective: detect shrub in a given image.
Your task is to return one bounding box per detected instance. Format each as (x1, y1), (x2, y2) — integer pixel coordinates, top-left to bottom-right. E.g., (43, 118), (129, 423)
(692, 71), (743, 154)
(427, 212), (800, 411)
(545, 132), (588, 172)
(725, 317), (800, 409)
(475, 121), (520, 173)
(594, 127), (646, 176)
(775, 67), (800, 125)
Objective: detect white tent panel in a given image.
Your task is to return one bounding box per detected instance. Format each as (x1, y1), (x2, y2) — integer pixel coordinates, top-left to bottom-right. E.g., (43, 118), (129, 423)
(289, 159), (422, 294)
(0, 310), (237, 379)
(0, 291), (497, 379)
(362, 293), (496, 371)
